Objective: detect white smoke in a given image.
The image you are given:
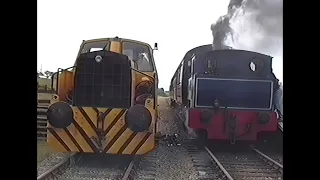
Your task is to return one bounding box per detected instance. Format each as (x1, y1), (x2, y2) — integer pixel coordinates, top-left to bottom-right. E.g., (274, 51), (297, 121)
(226, 0), (283, 56)
(211, 0), (283, 78)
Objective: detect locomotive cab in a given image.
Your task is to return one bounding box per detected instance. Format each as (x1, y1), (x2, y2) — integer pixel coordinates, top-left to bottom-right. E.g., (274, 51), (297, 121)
(47, 37), (159, 155)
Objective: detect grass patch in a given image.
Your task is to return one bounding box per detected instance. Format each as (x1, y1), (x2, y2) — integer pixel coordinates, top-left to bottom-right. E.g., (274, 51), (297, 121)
(37, 141), (53, 163)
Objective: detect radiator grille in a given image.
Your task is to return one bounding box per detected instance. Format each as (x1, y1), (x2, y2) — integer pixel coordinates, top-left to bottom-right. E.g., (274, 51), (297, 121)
(73, 51), (131, 108)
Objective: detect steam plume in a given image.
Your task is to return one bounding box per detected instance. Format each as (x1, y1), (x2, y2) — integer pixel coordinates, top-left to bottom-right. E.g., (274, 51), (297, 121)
(211, 0), (283, 56)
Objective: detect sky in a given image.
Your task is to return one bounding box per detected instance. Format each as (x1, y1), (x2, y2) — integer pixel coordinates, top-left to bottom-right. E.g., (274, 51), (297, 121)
(38, 0), (283, 90)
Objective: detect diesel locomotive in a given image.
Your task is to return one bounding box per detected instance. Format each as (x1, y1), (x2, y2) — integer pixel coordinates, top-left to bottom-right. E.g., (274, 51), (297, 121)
(46, 37), (159, 155)
(170, 44), (281, 144)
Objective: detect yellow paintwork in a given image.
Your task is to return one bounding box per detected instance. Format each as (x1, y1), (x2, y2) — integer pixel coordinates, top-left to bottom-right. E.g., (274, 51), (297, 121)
(47, 99), (155, 154)
(57, 71), (74, 102)
(110, 41), (121, 53)
(47, 37), (158, 155)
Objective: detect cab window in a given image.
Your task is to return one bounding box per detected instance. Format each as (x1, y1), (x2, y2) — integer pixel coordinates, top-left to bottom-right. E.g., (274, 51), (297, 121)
(122, 41), (154, 72)
(80, 40), (110, 54)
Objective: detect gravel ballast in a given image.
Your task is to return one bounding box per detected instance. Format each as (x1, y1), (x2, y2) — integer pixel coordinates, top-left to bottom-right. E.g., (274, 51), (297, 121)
(156, 97), (181, 136)
(138, 97), (198, 180)
(155, 142), (198, 180)
(37, 152), (71, 176)
(57, 154), (131, 180)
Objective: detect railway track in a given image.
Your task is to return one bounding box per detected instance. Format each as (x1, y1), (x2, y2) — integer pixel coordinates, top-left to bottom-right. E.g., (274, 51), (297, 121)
(37, 153), (76, 180)
(184, 141), (283, 180)
(208, 145), (282, 180)
(37, 151), (158, 180)
(37, 153), (133, 180)
(122, 151), (158, 180)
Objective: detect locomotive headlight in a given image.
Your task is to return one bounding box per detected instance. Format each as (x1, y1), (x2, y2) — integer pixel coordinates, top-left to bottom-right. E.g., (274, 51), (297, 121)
(47, 102), (73, 128)
(95, 55), (102, 63)
(125, 105), (152, 132)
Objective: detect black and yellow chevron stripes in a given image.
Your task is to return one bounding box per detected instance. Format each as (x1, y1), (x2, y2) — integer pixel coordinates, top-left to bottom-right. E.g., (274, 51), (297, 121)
(47, 107), (155, 155)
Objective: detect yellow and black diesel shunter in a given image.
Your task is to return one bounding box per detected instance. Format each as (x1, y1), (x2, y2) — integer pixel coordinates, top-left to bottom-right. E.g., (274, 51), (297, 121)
(47, 37), (159, 155)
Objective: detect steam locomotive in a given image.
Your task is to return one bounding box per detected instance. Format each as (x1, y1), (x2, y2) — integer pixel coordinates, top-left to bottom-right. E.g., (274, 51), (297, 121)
(46, 37), (159, 155)
(169, 44), (281, 143)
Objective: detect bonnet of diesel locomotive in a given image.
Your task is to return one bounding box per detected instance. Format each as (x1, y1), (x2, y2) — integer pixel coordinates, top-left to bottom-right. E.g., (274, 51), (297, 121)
(47, 38), (157, 145)
(191, 49), (279, 126)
